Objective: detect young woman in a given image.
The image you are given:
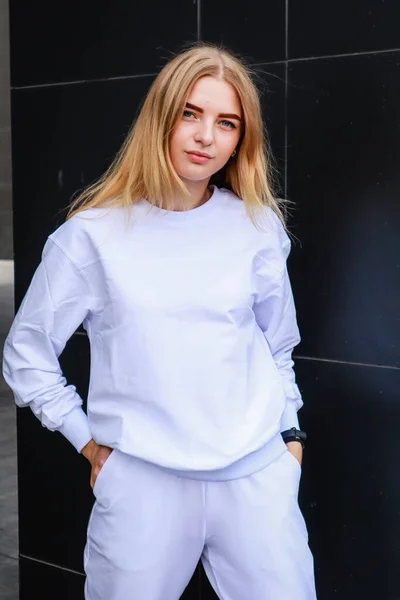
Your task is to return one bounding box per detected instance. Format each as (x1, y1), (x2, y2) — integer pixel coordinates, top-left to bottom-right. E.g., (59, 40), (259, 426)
(3, 44), (317, 600)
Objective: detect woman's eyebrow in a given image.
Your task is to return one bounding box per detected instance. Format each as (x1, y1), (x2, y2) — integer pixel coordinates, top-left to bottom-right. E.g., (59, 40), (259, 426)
(185, 102), (242, 122)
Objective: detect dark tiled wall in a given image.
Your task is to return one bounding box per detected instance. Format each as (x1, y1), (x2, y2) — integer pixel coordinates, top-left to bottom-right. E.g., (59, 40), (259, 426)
(287, 5), (400, 600)
(8, 1), (400, 599)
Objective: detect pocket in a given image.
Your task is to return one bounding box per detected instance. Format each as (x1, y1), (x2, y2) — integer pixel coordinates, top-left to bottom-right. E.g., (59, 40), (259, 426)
(92, 449), (117, 498)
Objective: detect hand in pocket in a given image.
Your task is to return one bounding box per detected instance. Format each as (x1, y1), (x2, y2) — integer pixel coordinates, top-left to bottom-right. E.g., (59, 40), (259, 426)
(286, 441), (303, 468)
(81, 439), (114, 489)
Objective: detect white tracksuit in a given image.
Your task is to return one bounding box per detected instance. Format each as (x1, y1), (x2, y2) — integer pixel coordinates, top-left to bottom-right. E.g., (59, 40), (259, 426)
(3, 186), (317, 599)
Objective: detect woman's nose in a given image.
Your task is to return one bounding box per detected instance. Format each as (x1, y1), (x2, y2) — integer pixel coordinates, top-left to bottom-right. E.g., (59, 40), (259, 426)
(194, 121), (214, 146)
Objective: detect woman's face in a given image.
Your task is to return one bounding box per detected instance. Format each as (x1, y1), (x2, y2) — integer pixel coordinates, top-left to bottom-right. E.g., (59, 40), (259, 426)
(169, 76), (242, 185)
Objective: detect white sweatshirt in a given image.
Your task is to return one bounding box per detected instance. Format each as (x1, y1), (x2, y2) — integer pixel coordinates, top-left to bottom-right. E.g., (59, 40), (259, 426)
(3, 186), (303, 480)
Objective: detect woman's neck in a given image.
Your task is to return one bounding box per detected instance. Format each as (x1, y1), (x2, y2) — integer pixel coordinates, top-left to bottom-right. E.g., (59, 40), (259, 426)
(164, 179), (211, 212)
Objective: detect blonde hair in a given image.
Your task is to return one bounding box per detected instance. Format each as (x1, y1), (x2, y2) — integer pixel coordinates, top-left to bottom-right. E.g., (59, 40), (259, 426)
(67, 43), (285, 227)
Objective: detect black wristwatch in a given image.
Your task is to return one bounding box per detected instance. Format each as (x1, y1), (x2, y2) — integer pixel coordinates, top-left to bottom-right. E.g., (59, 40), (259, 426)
(281, 427), (307, 449)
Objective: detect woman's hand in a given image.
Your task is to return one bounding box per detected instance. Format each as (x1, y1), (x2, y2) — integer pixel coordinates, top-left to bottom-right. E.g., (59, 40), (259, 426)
(286, 440), (303, 467)
(81, 439), (114, 489)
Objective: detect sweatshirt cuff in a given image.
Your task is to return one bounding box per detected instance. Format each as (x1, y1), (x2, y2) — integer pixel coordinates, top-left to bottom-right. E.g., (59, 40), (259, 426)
(280, 401), (300, 431)
(58, 406), (92, 452)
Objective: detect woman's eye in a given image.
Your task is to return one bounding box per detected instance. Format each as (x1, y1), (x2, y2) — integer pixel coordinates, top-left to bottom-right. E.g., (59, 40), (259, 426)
(183, 110), (195, 118)
(220, 120), (236, 129)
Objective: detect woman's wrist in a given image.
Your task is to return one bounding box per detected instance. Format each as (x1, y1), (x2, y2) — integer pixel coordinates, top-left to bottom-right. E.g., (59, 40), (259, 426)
(81, 438), (98, 463)
(286, 440), (303, 466)
(281, 427), (307, 449)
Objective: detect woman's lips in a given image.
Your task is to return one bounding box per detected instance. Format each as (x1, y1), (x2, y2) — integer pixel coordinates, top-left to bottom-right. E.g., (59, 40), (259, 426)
(186, 151), (212, 164)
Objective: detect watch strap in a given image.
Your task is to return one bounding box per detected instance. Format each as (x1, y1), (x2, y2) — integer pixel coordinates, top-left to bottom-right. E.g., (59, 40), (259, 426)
(281, 427), (307, 448)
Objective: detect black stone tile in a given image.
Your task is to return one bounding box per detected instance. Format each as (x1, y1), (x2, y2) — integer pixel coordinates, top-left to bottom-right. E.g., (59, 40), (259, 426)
(256, 63), (286, 196)
(289, 1), (400, 59)
(19, 557), (83, 600)
(9, 1), (197, 87)
(202, 0), (286, 63)
(199, 562), (218, 599)
(296, 358), (400, 600)
(182, 564), (201, 600)
(287, 52), (400, 366)
(17, 334), (92, 572)
(11, 76), (153, 310)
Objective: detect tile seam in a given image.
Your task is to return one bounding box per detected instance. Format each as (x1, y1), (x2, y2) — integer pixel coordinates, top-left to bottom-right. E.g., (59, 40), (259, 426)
(294, 355), (400, 371)
(19, 554), (84, 577)
(11, 49), (400, 91)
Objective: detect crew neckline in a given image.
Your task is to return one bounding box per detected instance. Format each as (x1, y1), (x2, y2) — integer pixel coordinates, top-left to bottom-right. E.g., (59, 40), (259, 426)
(142, 185), (221, 220)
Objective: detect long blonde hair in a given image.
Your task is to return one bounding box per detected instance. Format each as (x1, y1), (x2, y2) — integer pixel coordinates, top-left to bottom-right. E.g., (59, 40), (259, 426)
(67, 43), (285, 227)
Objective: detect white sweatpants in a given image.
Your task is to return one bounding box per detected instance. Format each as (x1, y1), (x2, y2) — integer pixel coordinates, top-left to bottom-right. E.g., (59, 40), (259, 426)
(84, 449), (317, 600)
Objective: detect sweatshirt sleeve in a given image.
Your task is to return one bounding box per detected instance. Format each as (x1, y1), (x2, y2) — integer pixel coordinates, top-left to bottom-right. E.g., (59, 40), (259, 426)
(2, 236), (96, 452)
(252, 221), (303, 432)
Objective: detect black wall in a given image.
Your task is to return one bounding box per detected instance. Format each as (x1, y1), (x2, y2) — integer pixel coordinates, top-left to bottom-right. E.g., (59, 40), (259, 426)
(9, 2), (400, 598)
